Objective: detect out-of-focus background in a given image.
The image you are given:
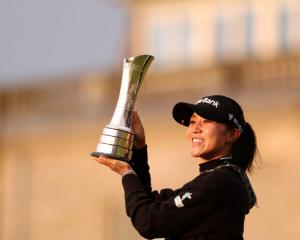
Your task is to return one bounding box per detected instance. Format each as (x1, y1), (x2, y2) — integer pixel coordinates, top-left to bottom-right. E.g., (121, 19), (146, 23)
(1, 0), (300, 239)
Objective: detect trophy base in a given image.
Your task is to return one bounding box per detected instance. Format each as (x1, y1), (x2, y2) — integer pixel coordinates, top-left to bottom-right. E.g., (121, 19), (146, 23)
(90, 152), (131, 163)
(91, 127), (134, 162)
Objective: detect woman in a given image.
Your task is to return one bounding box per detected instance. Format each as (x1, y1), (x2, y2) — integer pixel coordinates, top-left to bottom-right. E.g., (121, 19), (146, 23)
(95, 95), (257, 240)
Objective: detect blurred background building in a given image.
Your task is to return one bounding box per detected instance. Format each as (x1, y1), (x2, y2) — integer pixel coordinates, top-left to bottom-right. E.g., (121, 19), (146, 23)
(1, 0), (300, 239)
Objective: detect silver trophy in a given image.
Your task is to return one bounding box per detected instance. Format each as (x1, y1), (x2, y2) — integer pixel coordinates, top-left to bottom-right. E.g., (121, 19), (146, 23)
(91, 55), (154, 162)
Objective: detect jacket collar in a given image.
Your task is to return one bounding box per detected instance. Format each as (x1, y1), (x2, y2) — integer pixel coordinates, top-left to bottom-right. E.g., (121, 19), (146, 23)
(199, 156), (233, 173)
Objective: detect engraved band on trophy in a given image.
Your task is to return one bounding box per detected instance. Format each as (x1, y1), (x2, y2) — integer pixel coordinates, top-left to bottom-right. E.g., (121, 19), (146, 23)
(91, 55), (154, 162)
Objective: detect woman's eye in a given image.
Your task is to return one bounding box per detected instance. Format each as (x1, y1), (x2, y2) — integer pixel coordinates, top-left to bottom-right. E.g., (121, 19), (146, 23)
(189, 120), (196, 125)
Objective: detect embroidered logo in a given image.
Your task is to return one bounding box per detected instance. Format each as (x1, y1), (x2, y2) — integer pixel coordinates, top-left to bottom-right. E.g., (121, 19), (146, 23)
(174, 192), (192, 208)
(196, 97), (220, 108)
(228, 113), (243, 132)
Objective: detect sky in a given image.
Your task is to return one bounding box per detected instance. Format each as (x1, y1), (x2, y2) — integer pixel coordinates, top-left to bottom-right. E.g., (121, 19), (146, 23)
(0, 0), (127, 87)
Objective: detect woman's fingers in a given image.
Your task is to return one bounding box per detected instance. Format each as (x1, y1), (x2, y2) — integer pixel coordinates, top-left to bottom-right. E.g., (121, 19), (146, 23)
(93, 156), (132, 175)
(132, 111), (146, 148)
(95, 156), (118, 168)
(95, 156), (111, 165)
(132, 111), (143, 131)
(132, 111), (142, 125)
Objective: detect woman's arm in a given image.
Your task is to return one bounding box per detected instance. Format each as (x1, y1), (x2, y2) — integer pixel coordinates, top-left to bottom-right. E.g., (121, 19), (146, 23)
(122, 174), (214, 239)
(130, 146), (152, 193)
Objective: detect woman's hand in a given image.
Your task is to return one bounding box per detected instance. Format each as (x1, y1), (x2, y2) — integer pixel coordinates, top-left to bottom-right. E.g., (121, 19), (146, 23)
(94, 156), (132, 175)
(131, 111), (146, 149)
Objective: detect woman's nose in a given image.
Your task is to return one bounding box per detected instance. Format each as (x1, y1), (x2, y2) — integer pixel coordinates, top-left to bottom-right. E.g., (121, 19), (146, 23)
(191, 122), (202, 133)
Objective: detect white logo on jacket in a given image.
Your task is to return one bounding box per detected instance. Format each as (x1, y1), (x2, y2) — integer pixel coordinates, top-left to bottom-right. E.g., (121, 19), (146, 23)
(174, 192), (192, 208)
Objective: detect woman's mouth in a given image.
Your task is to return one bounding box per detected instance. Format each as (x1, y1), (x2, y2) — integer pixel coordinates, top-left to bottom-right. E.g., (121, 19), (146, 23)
(192, 138), (202, 143)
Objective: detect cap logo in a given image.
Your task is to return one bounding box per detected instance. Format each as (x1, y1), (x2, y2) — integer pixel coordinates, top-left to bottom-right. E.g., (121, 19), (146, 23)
(229, 114), (243, 132)
(196, 97), (220, 108)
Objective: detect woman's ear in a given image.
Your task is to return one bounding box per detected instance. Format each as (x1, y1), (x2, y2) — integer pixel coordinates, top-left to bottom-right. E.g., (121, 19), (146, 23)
(227, 128), (241, 143)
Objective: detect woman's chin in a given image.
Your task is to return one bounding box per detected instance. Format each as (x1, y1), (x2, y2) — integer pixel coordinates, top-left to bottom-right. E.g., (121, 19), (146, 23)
(191, 151), (203, 158)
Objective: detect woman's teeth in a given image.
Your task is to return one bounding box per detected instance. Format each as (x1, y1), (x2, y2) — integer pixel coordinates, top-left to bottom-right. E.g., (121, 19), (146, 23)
(192, 138), (202, 143)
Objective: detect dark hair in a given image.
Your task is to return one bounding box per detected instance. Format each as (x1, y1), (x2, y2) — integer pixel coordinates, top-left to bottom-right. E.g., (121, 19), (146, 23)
(231, 122), (258, 172)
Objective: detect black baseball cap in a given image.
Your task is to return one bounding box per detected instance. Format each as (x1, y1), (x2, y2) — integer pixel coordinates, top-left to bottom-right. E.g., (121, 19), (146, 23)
(172, 95), (245, 132)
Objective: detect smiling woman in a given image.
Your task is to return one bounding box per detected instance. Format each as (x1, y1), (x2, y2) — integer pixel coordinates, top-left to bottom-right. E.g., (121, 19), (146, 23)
(186, 113), (240, 162)
(173, 95), (257, 172)
(94, 95), (258, 240)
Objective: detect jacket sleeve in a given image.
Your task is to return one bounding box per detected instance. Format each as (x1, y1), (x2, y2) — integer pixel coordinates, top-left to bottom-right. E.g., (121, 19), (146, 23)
(130, 146), (152, 193)
(122, 174), (216, 239)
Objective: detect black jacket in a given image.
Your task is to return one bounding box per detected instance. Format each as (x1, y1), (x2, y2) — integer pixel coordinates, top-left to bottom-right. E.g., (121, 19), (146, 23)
(122, 146), (255, 240)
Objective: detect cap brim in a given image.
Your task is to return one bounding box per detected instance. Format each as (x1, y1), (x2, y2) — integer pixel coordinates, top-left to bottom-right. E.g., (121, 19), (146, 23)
(172, 102), (195, 126)
(172, 102), (226, 126)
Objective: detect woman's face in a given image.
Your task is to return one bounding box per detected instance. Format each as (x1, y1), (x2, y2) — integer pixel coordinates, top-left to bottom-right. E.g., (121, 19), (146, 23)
(186, 113), (235, 161)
